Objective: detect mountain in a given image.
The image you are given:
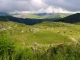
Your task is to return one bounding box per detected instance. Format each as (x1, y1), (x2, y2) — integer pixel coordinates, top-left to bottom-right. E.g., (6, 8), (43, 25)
(0, 12), (71, 25)
(0, 16), (59, 25)
(0, 12), (73, 25)
(26, 13), (71, 19)
(0, 12), (9, 16)
(0, 13), (80, 60)
(11, 13), (71, 19)
(59, 13), (80, 23)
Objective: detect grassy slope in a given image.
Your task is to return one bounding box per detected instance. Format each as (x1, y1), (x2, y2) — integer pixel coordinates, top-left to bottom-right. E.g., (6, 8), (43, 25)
(26, 14), (39, 19)
(26, 13), (68, 19)
(0, 21), (80, 48)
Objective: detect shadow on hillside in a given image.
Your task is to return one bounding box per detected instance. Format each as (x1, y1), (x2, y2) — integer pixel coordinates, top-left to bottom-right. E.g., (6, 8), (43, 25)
(1, 13), (80, 25)
(57, 13), (80, 23)
(0, 16), (59, 25)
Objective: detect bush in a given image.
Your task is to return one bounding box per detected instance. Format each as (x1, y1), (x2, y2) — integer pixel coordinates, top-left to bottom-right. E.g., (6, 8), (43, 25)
(43, 43), (80, 60)
(0, 32), (15, 60)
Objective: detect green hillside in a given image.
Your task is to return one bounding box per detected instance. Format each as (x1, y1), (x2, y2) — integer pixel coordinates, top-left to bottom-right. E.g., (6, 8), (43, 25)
(25, 13), (69, 19)
(0, 21), (80, 47)
(0, 20), (80, 60)
(0, 14), (80, 60)
(26, 14), (39, 19)
(60, 13), (80, 23)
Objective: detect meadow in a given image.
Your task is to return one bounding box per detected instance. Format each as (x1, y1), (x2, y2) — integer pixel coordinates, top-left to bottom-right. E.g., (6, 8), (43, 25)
(0, 21), (80, 60)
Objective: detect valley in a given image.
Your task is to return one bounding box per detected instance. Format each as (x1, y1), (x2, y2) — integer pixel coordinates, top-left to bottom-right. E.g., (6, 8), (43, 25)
(0, 13), (80, 60)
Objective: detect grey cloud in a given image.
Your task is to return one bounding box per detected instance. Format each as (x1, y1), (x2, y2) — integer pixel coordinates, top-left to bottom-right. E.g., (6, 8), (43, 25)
(0, 0), (47, 12)
(43, 0), (80, 12)
(0, 0), (80, 12)
(0, 0), (30, 12)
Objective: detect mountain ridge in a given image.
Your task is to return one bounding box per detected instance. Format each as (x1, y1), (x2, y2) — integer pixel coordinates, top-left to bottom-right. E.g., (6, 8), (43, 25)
(59, 13), (80, 23)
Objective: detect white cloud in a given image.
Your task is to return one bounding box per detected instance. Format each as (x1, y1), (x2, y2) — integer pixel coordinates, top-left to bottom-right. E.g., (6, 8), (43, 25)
(0, 0), (48, 12)
(11, 6), (77, 14)
(29, 0), (48, 11)
(0, 0), (80, 13)
(36, 6), (77, 13)
(43, 0), (80, 12)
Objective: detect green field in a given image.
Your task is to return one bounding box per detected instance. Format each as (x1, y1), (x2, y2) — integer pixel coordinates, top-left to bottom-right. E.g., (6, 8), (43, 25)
(25, 13), (68, 19)
(0, 21), (80, 60)
(0, 21), (80, 45)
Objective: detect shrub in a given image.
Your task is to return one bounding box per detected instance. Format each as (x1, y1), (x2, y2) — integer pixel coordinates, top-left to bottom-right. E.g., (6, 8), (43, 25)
(0, 32), (15, 60)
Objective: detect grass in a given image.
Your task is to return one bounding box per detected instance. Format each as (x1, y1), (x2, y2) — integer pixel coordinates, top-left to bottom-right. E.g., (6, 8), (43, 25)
(0, 21), (80, 60)
(0, 33), (80, 60)
(27, 31), (71, 44)
(0, 21), (80, 46)
(25, 13), (68, 19)
(26, 14), (39, 19)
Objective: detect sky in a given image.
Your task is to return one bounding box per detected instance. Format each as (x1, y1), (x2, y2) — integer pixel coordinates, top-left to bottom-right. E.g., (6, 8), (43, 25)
(0, 0), (80, 13)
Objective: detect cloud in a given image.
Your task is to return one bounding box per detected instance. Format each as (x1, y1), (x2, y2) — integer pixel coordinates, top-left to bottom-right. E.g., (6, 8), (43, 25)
(0, 0), (47, 12)
(0, 0), (30, 12)
(36, 6), (75, 13)
(14, 6), (75, 14)
(0, 0), (80, 13)
(43, 0), (80, 12)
